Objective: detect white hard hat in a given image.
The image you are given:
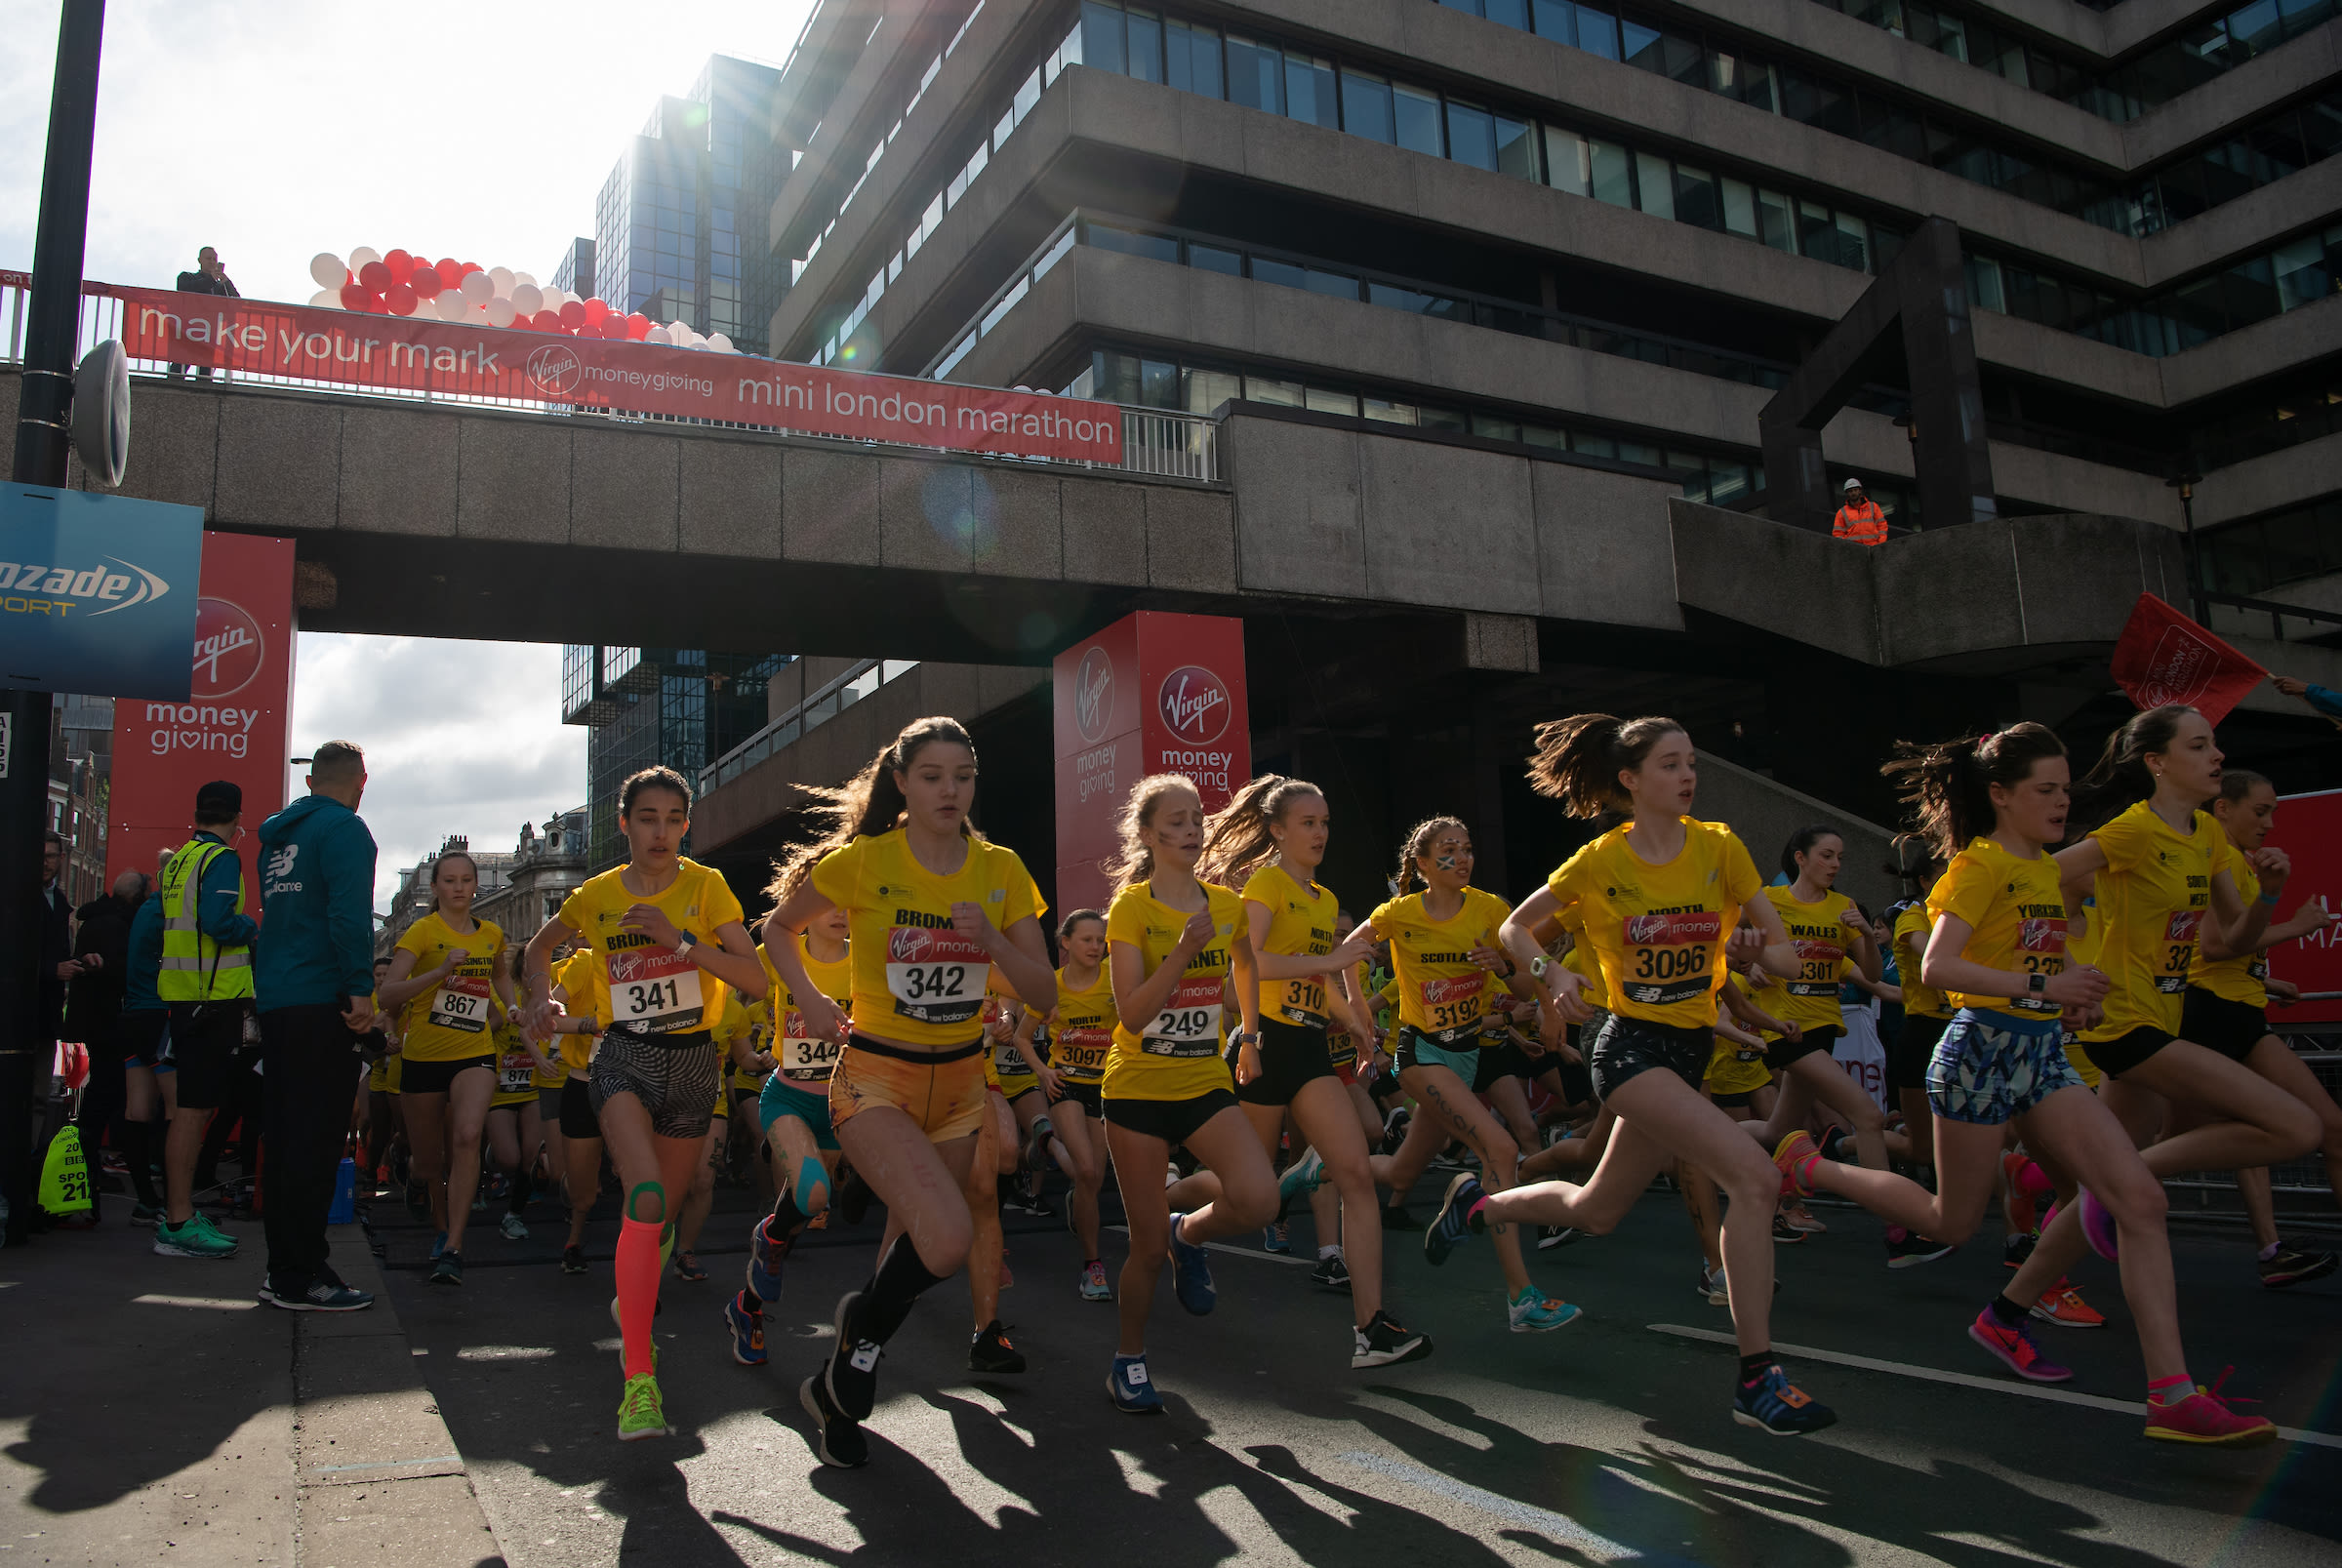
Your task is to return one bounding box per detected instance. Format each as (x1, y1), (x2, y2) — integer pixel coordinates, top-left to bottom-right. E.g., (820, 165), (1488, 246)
(1842, 476), (1864, 492)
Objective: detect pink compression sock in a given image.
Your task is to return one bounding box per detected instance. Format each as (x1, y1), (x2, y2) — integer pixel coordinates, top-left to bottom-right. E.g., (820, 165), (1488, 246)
(617, 1216), (663, 1378)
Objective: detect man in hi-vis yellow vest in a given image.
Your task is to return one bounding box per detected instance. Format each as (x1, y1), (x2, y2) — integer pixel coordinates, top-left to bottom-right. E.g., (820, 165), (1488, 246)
(153, 781), (259, 1261)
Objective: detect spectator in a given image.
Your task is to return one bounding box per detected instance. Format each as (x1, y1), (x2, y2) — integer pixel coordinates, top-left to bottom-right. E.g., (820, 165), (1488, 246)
(154, 782), (257, 1262)
(168, 246), (238, 380)
(40, 831), (74, 1046)
(111, 880), (171, 1220)
(254, 741), (379, 1312)
(68, 870), (145, 1211)
(1833, 476), (1888, 545)
(2271, 674), (2342, 728)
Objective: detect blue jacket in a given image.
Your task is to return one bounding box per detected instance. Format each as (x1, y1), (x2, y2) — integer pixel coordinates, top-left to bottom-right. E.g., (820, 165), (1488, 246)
(186, 829), (259, 946)
(124, 892), (166, 1014)
(254, 793), (379, 1012)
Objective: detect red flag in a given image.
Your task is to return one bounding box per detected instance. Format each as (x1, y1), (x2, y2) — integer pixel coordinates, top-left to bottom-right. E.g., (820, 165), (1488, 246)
(2109, 593), (2266, 725)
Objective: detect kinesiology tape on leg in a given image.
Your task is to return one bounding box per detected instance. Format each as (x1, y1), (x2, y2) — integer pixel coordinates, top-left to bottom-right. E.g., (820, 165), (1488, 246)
(856, 1234), (947, 1346)
(794, 1156), (830, 1214)
(616, 1216), (664, 1379)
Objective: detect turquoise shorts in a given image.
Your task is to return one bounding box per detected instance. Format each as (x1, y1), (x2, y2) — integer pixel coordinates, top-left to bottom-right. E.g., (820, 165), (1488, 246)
(757, 1074), (839, 1151)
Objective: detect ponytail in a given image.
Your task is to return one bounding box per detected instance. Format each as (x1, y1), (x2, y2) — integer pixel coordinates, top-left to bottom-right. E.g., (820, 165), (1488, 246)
(2069, 704), (2195, 837)
(1393, 816), (1469, 893)
(1106, 774), (1200, 888)
(1525, 713), (1686, 819)
(766, 715), (977, 905)
(1196, 775), (1324, 887)
(1881, 721), (2065, 860)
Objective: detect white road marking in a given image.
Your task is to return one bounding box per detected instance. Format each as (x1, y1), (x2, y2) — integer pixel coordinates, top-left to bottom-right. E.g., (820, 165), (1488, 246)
(1107, 1225), (1317, 1266)
(132, 1293), (256, 1310)
(456, 1345), (556, 1362)
(1648, 1323), (2342, 1450)
(1339, 1451), (1642, 1562)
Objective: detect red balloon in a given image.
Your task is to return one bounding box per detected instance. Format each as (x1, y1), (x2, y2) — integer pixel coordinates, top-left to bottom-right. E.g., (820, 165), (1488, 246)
(530, 308), (563, 333)
(339, 281), (371, 311)
(409, 268), (444, 300)
(361, 291), (388, 314)
(558, 299), (586, 329)
(461, 261), (482, 276)
(384, 249), (413, 282)
(583, 297), (609, 325)
(596, 313), (627, 340)
(625, 312), (651, 341)
(435, 258), (463, 286)
(356, 260), (392, 293)
(385, 282), (420, 315)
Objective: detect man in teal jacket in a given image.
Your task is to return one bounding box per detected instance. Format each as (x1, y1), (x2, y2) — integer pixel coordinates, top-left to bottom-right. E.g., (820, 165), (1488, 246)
(253, 741), (380, 1311)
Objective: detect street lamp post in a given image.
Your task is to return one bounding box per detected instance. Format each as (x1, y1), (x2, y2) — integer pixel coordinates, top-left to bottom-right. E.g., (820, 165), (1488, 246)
(2168, 468), (2205, 626)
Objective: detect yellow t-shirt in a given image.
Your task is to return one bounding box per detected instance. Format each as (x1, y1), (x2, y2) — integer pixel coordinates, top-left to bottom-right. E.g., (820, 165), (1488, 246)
(1240, 863), (1339, 1027)
(1892, 903), (1952, 1019)
(2190, 838), (2268, 1009)
(1102, 881), (1248, 1103)
(712, 988), (763, 1091)
(1749, 885), (1856, 1034)
(551, 948), (599, 1074)
(555, 858), (746, 1042)
(491, 1022), (536, 1106)
(809, 829), (1042, 1049)
(393, 911), (507, 1063)
(773, 938), (855, 1086)
(1546, 819), (1762, 1029)
(1045, 964), (1117, 1083)
(1368, 886), (1514, 1043)
(1925, 837), (2067, 1018)
(2080, 801), (2222, 1042)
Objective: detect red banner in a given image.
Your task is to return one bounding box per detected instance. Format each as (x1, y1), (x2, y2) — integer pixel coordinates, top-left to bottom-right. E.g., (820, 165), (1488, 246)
(2109, 593), (2266, 725)
(2267, 788), (2342, 1025)
(105, 533), (297, 906)
(1051, 612), (1250, 916)
(98, 283), (1122, 465)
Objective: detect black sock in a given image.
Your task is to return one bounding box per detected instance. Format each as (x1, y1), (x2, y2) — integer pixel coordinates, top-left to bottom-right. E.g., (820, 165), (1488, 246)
(852, 1235), (945, 1346)
(507, 1166), (532, 1216)
(1739, 1350), (1775, 1383)
(1987, 1293), (2029, 1328)
(768, 1190), (807, 1238)
(122, 1120), (161, 1207)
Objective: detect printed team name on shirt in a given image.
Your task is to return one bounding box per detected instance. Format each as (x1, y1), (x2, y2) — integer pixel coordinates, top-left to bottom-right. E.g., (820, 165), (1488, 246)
(1619, 906), (1723, 1005)
(2011, 902), (2069, 1012)
(1780, 920), (1847, 997)
(885, 906), (989, 1025)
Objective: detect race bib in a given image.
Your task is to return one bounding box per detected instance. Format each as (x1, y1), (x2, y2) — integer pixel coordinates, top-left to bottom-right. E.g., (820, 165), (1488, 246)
(1786, 939), (1845, 997)
(1619, 911), (1721, 1007)
(996, 1042), (1030, 1076)
(498, 1049), (536, 1096)
(884, 923), (988, 1026)
(606, 945), (706, 1033)
(428, 974), (492, 1033)
(1418, 973), (1485, 1039)
(1273, 976), (1328, 1025)
(2160, 909), (2204, 991)
(779, 1018), (842, 1083)
(1143, 976), (1224, 1058)
(2012, 916), (2067, 1014)
(1053, 1025), (1111, 1079)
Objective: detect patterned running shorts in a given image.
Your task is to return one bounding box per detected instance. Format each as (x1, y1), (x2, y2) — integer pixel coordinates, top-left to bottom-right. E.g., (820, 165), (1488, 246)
(1926, 1008), (2084, 1126)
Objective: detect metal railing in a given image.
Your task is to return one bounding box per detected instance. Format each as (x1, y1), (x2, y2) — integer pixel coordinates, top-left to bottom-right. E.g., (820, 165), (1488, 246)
(2199, 591), (2342, 644)
(699, 658), (920, 795)
(0, 275), (1220, 483)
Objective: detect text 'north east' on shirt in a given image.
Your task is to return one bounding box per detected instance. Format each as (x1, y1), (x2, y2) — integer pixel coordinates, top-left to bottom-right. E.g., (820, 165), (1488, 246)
(556, 859), (745, 1041)
(1546, 818), (1763, 1029)
(1241, 862), (1339, 1027)
(810, 828), (1042, 1049)
(1104, 881), (1248, 1102)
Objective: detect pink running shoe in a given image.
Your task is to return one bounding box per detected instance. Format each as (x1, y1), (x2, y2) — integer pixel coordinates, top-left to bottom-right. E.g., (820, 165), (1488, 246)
(2077, 1187), (2120, 1261)
(2144, 1370), (2277, 1447)
(1967, 1309), (2074, 1384)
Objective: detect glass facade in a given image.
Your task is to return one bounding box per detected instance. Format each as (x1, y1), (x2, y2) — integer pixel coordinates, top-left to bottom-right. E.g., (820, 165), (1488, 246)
(2200, 494), (2342, 597)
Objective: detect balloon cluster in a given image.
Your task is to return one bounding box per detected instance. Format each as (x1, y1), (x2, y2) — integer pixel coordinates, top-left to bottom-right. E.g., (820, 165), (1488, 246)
(305, 247), (739, 351)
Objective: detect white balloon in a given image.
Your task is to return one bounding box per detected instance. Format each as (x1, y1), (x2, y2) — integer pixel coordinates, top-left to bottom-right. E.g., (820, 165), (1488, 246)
(308, 253), (346, 290)
(489, 266), (515, 296)
(348, 246), (383, 269)
(485, 297), (517, 328)
(643, 325), (670, 345)
(509, 284), (543, 317)
(459, 270), (494, 305)
(309, 288), (340, 309)
(435, 293), (470, 322)
(513, 271), (537, 290)
(707, 333), (735, 353)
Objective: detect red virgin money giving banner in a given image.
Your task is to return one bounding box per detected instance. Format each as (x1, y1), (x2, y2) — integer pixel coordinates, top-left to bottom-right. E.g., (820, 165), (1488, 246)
(104, 283), (1123, 465)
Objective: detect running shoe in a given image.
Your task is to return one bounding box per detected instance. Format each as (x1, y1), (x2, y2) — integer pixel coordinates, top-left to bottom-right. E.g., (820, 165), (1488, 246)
(1967, 1308), (2074, 1383)
(153, 1218), (236, 1259)
(1021, 1190), (1057, 1220)
(1770, 1213), (1805, 1245)
(723, 1293), (766, 1366)
(1508, 1283), (1582, 1333)
(1311, 1253), (1352, 1293)
(2031, 1282), (2106, 1328)
(2258, 1242), (2338, 1290)
(1352, 1309), (1433, 1369)
(825, 1291), (883, 1420)
(1782, 1204), (1828, 1233)
(129, 1202), (162, 1226)
(429, 1229), (448, 1262)
(562, 1244), (588, 1275)
(259, 1278), (375, 1312)
(800, 1373), (868, 1466)
(1698, 1264), (1728, 1307)
(194, 1213), (239, 1248)
(1263, 1222), (1293, 1255)
(1379, 1204), (1422, 1231)
(2077, 1187), (2120, 1261)
(1380, 1106), (1410, 1156)
(1278, 1148), (1326, 1206)
(1772, 1131), (1821, 1198)
(429, 1251), (464, 1286)
(1885, 1229), (1955, 1268)
(1819, 1126), (1857, 1163)
(671, 1250), (708, 1282)
(2144, 1370), (2277, 1446)
(1424, 1172), (1485, 1266)
(1166, 1212), (1216, 1315)
(969, 1319), (1026, 1374)
(616, 1373), (669, 1441)
(1109, 1353), (1164, 1415)
(1537, 1226), (1583, 1250)
(1079, 1260), (1114, 1302)
(500, 1213), (529, 1242)
(2002, 1231), (2038, 1269)
(1732, 1364), (1837, 1435)
(747, 1214), (790, 1304)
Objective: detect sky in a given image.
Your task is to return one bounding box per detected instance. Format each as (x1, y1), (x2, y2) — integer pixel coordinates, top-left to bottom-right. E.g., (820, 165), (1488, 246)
(2, 0), (814, 909)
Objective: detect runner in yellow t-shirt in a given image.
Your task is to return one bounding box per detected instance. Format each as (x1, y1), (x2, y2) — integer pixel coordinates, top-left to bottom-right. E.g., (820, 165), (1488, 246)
(547, 946), (604, 1275)
(1018, 909), (1116, 1302)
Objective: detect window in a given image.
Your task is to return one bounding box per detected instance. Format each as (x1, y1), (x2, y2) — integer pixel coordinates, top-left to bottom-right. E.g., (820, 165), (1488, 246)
(1226, 35), (1283, 114)
(1635, 151), (1675, 220)
(1546, 127), (1588, 196)
(1675, 164), (1720, 229)
(1080, 2), (1125, 75)
(1341, 68), (1394, 143)
(1394, 84), (1443, 156)
(1589, 139), (1633, 207)
(1286, 52), (1338, 129)
(1250, 257), (1307, 291)
(1183, 366), (1241, 413)
(1572, 4), (1620, 59)
(1126, 7), (1164, 83)
(1447, 101), (1497, 170)
(1165, 20), (1221, 97)
(1306, 385), (1359, 416)
(1720, 177), (1757, 237)
(1244, 374), (1304, 406)
(1087, 222), (1179, 263)
(1494, 114), (1539, 181)
(1362, 397), (1419, 424)
(1188, 242), (1243, 275)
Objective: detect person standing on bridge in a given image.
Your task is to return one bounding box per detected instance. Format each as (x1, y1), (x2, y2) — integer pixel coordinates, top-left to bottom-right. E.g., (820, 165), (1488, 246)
(759, 716), (1056, 1468)
(168, 246), (238, 380)
(1833, 477), (1889, 544)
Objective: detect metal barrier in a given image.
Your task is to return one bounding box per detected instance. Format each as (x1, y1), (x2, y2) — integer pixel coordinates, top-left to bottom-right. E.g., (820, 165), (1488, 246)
(0, 275), (1220, 483)
(699, 658), (919, 796)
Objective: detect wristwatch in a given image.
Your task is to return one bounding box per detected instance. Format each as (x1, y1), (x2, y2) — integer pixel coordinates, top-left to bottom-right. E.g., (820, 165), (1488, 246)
(2028, 971), (2046, 996)
(674, 931), (698, 959)
(1232, 1030), (1261, 1046)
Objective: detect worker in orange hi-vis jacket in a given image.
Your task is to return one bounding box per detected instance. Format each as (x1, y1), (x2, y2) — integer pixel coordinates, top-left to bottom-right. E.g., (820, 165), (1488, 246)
(1833, 476), (1888, 545)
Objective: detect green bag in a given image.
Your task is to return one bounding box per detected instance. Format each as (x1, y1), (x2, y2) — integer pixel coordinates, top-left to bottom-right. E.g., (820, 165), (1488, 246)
(39, 1125), (94, 1216)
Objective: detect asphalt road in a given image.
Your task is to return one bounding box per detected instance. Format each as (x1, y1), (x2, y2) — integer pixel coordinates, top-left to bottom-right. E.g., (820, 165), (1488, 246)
(375, 1183), (2342, 1567)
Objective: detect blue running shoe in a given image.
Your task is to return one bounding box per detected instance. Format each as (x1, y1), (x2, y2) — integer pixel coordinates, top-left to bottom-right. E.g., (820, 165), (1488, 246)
(724, 1291), (766, 1366)
(747, 1214), (788, 1305)
(1277, 1148), (1325, 1206)
(1424, 1172), (1484, 1266)
(1167, 1212), (1216, 1315)
(1732, 1363), (1837, 1435)
(1507, 1283), (1582, 1333)
(429, 1229), (447, 1262)
(1263, 1222), (1292, 1255)
(1109, 1353), (1164, 1414)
